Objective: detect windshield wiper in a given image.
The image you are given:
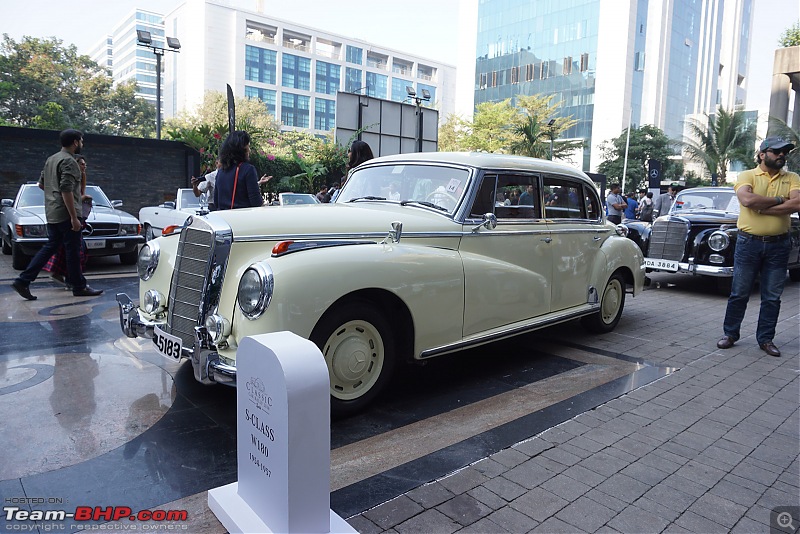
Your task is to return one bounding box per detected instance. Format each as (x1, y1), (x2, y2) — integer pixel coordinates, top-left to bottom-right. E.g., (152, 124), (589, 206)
(400, 200), (448, 212)
(348, 196), (386, 202)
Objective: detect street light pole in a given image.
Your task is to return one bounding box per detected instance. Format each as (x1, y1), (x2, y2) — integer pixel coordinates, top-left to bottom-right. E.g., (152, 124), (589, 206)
(547, 118), (556, 160)
(136, 30), (180, 140)
(406, 86), (430, 153)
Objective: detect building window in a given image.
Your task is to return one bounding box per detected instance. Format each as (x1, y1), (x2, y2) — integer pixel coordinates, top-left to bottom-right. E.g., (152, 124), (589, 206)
(245, 21), (276, 44)
(315, 61), (340, 95)
(314, 98), (336, 131)
(511, 66), (519, 84)
(281, 93), (310, 128)
(490, 71), (497, 87)
(346, 45), (362, 65)
(345, 67), (362, 93)
(563, 57), (572, 76)
(634, 52), (645, 71)
(244, 86), (276, 116)
(417, 64), (436, 81)
(245, 45), (276, 84)
(391, 78), (411, 102)
(365, 72), (387, 99)
(478, 73), (487, 90)
(580, 53), (590, 72)
(282, 54), (311, 90)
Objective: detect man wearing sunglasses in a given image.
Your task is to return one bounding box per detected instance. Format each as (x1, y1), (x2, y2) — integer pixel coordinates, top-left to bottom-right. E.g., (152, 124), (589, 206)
(717, 137), (800, 357)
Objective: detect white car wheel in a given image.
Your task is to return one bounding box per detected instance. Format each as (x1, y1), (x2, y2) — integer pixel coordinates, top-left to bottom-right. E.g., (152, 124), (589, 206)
(582, 272), (626, 333)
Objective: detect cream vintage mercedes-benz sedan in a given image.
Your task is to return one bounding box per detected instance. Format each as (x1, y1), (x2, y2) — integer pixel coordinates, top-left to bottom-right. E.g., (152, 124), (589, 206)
(117, 152), (645, 416)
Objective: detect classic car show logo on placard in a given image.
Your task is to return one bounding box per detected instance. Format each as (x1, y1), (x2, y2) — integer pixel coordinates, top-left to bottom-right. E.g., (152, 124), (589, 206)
(245, 376), (272, 414)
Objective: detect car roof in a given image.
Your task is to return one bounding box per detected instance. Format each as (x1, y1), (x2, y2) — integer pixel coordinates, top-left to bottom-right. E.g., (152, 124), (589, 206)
(678, 187), (735, 193)
(362, 152), (590, 181)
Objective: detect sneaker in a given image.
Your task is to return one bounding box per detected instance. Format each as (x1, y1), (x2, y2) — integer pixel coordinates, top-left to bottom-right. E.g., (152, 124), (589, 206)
(11, 280), (37, 301)
(73, 286), (103, 297)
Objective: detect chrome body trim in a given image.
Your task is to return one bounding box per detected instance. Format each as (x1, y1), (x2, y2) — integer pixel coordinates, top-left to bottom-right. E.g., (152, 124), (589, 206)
(116, 293), (158, 339)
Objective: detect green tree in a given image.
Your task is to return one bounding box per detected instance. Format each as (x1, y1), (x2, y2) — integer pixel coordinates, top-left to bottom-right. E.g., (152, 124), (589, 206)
(779, 21), (800, 47)
(0, 34), (154, 135)
(437, 113), (469, 152)
(509, 95), (582, 160)
(597, 125), (682, 191)
(682, 106), (755, 183)
(165, 90), (280, 135)
(461, 99), (518, 152)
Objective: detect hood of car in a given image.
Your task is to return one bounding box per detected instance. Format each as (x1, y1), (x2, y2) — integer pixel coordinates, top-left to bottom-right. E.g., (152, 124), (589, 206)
(665, 210), (738, 225)
(206, 202), (462, 239)
(9, 206), (47, 225)
(85, 205), (140, 224)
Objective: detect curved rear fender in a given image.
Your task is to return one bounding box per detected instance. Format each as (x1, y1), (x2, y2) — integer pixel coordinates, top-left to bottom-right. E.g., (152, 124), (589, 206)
(595, 236), (645, 296)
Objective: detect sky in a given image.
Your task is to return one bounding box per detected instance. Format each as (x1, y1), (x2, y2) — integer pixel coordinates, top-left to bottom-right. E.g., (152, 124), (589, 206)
(1, 0), (796, 114)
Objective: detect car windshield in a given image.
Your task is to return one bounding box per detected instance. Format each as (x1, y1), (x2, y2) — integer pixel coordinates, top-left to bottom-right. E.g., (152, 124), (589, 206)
(84, 186), (113, 208)
(17, 186), (44, 208)
(281, 194), (319, 205)
(336, 163), (471, 215)
(671, 190), (739, 214)
(180, 189), (201, 209)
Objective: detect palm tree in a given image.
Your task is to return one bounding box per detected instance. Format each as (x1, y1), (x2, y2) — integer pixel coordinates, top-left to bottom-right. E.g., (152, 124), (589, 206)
(683, 106), (755, 182)
(509, 114), (584, 161)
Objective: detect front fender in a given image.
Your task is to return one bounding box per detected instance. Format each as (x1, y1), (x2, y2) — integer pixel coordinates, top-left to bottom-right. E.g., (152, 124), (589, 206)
(222, 242), (465, 363)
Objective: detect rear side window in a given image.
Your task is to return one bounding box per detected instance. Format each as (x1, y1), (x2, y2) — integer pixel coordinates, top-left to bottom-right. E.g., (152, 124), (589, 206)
(543, 176), (585, 219)
(470, 173), (540, 220)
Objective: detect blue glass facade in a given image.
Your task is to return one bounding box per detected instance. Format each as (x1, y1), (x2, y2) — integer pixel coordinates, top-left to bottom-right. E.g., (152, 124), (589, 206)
(245, 45), (277, 84)
(418, 83), (437, 108)
(244, 86), (277, 116)
(282, 54), (311, 90)
(346, 45), (363, 65)
(314, 98), (336, 131)
(365, 72), (388, 99)
(391, 78), (412, 102)
(345, 67), (362, 93)
(315, 61), (341, 95)
(475, 0), (602, 168)
(281, 92), (310, 128)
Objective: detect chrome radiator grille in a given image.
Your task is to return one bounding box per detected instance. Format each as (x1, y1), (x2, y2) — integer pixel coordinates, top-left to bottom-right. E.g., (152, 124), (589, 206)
(648, 219), (689, 261)
(166, 225), (214, 349)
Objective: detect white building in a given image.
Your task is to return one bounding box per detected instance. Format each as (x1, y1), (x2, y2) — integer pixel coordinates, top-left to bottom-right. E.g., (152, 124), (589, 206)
(159, 0), (456, 135)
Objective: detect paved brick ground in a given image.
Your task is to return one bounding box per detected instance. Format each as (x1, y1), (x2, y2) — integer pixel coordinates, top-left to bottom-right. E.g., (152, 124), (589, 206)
(347, 275), (800, 533)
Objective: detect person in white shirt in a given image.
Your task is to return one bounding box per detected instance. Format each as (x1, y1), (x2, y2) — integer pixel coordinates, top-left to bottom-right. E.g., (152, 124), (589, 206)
(191, 159), (220, 211)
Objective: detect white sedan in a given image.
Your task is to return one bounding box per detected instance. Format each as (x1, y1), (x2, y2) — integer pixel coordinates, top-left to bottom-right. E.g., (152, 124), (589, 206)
(138, 188), (207, 241)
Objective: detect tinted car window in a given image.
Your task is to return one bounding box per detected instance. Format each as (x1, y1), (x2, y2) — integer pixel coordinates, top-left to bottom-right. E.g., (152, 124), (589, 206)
(543, 176), (584, 219)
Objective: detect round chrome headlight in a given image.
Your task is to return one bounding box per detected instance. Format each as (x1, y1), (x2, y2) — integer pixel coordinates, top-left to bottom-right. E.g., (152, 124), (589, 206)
(143, 289), (165, 314)
(137, 242), (160, 281)
(708, 231), (730, 252)
(237, 263), (274, 319)
(205, 314), (231, 343)
(615, 224), (629, 237)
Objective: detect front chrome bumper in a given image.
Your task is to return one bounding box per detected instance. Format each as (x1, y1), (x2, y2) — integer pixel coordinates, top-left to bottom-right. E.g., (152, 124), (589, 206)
(649, 263), (734, 277)
(116, 292), (237, 387)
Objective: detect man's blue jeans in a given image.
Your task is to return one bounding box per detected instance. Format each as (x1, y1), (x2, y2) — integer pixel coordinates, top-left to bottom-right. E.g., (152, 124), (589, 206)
(722, 233), (790, 344)
(17, 219), (86, 290)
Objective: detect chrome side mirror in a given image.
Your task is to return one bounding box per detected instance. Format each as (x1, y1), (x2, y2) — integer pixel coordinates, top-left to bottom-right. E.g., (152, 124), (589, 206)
(382, 221), (403, 244)
(472, 213), (497, 233)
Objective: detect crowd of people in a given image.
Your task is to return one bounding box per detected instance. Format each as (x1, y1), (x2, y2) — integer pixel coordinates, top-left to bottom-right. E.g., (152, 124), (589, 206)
(606, 184), (666, 223)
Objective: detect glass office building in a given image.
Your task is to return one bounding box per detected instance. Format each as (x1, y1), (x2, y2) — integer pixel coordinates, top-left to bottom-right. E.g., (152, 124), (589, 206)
(474, 0), (751, 171)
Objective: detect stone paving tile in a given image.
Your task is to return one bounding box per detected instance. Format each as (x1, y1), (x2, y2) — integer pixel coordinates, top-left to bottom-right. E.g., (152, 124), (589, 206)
(363, 495), (424, 530)
(558, 441), (595, 460)
(673, 510), (730, 534)
(723, 428), (769, 449)
(489, 448), (531, 469)
(708, 478), (766, 508)
(607, 505), (670, 533)
(503, 460), (557, 490)
(471, 457), (510, 479)
(730, 515), (770, 533)
(539, 446), (583, 467)
(612, 435), (660, 457)
(745, 502), (780, 528)
(558, 419), (593, 436)
(722, 472), (769, 496)
(582, 427), (625, 447)
(601, 445), (638, 464)
(484, 506), (538, 533)
(660, 473), (712, 498)
(467, 486), (507, 512)
(540, 427), (578, 445)
(670, 430), (717, 452)
(706, 406), (750, 426)
(512, 437), (554, 457)
(685, 418), (731, 441)
(731, 458), (783, 486)
(394, 508), (461, 534)
(565, 435), (608, 454)
(694, 443), (747, 468)
(714, 437), (756, 456)
(577, 450), (631, 477)
(529, 455), (570, 475)
(594, 473), (651, 504)
(750, 443), (798, 470)
(554, 495), (617, 532)
(687, 492), (748, 529)
(560, 464), (609, 489)
(509, 488), (569, 522)
(618, 460), (670, 487)
(539, 473), (592, 502)
(438, 467), (491, 495)
(482, 476), (528, 502)
(530, 516), (586, 533)
(406, 482), (456, 509)
(346, 514), (383, 534)
(456, 516), (511, 533)
(756, 486), (798, 511)
(632, 495), (682, 523)
(437, 493), (494, 526)
(673, 459), (727, 488)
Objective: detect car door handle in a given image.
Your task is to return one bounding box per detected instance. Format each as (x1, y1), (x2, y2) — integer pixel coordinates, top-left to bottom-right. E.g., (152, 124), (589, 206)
(541, 237), (552, 243)
(593, 236), (602, 241)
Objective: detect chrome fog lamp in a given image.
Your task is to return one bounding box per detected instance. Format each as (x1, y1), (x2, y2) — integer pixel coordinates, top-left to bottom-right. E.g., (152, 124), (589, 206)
(237, 263), (274, 319)
(709, 254), (725, 264)
(708, 231), (730, 252)
(137, 242), (160, 281)
(143, 289), (166, 314)
(204, 314), (231, 343)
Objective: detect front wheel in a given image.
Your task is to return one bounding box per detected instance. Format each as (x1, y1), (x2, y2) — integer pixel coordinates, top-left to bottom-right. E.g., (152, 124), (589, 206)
(582, 271), (626, 333)
(310, 299), (397, 417)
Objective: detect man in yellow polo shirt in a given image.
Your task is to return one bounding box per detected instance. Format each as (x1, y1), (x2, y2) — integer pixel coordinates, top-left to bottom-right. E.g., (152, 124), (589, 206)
(717, 137), (800, 357)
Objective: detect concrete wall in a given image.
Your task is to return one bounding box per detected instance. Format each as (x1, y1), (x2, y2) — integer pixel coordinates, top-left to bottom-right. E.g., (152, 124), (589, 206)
(0, 127), (199, 218)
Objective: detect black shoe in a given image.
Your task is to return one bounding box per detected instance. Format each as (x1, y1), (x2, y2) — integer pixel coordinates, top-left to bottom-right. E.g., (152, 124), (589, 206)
(11, 280), (37, 301)
(717, 336), (735, 349)
(759, 342), (781, 357)
(73, 286), (103, 297)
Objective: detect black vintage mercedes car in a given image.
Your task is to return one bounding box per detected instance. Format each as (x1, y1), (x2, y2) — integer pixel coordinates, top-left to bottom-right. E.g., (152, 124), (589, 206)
(624, 187), (800, 292)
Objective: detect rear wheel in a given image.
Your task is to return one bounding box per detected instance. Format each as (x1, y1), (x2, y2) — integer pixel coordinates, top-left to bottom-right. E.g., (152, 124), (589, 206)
(310, 299), (397, 417)
(582, 271), (626, 333)
(11, 241), (30, 270)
